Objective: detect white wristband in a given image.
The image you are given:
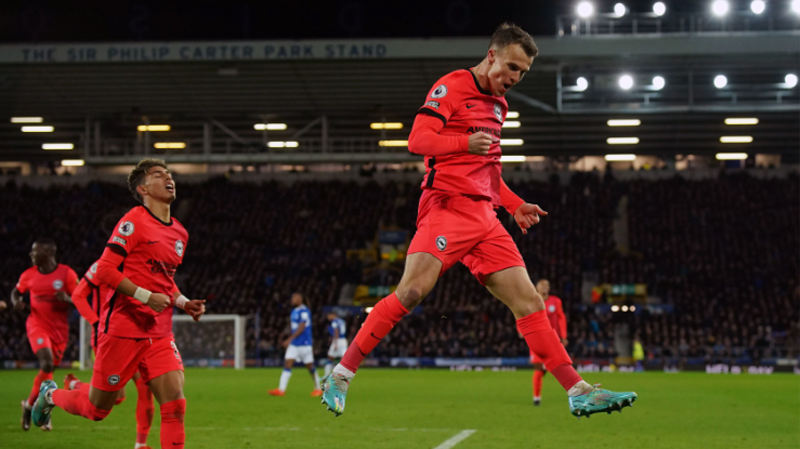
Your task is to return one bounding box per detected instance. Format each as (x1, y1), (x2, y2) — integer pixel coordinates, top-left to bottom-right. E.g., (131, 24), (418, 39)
(175, 295), (189, 310)
(133, 287), (152, 305)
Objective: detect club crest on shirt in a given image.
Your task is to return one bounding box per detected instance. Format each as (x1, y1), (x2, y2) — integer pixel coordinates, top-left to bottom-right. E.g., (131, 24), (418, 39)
(37, 338), (44, 345)
(494, 104), (503, 122)
(108, 375), (120, 386)
(52, 280), (63, 290)
(175, 240), (185, 257)
(431, 84), (448, 99)
(118, 221), (135, 236)
(436, 236), (447, 251)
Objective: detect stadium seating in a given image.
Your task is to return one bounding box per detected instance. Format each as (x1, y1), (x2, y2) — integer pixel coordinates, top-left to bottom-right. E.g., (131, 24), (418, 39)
(0, 170), (796, 365)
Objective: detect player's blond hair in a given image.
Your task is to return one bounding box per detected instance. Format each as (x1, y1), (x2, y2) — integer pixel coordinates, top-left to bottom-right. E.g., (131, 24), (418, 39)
(489, 22), (538, 58)
(128, 158), (169, 204)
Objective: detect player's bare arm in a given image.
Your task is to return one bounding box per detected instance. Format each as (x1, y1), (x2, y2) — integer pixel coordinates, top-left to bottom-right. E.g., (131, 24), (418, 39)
(499, 179), (547, 235)
(10, 287), (26, 311)
(283, 322), (306, 348)
(55, 291), (72, 303)
(333, 327), (340, 350)
(173, 291), (206, 321)
(513, 203), (548, 235)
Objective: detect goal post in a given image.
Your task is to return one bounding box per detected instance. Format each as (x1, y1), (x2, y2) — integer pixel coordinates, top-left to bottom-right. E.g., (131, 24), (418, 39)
(78, 314), (247, 370)
(172, 314), (247, 370)
(78, 316), (94, 371)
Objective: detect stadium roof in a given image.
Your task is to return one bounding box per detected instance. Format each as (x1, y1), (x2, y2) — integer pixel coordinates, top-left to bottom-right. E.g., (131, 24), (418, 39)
(0, 33), (797, 164)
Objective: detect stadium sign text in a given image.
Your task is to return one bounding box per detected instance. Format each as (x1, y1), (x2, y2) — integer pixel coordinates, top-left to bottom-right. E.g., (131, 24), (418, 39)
(0, 39), (487, 64)
(15, 43), (386, 63)
(705, 364), (775, 375)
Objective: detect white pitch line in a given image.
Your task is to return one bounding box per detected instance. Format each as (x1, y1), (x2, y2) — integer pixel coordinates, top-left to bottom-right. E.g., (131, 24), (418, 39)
(433, 429), (476, 449)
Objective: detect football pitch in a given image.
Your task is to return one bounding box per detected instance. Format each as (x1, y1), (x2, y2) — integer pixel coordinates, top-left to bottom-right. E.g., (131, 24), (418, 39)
(1, 368), (797, 448)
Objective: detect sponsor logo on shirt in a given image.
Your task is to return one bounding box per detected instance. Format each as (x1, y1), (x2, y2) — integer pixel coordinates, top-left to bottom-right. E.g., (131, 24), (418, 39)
(466, 103), (477, 109)
(90, 263), (98, 273)
(466, 126), (501, 138)
(436, 236), (447, 251)
(52, 280), (63, 290)
(175, 239), (185, 257)
(425, 101), (440, 109)
(118, 221), (135, 236)
(431, 84), (448, 99)
(494, 104), (503, 121)
(146, 259), (178, 277)
(113, 236), (127, 246)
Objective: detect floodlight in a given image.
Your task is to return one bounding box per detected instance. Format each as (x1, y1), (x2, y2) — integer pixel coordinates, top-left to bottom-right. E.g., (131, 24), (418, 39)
(712, 0), (730, 16)
(577, 2), (594, 18)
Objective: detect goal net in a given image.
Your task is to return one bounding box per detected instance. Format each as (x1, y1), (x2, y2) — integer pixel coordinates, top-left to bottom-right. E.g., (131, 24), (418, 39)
(78, 314), (247, 370)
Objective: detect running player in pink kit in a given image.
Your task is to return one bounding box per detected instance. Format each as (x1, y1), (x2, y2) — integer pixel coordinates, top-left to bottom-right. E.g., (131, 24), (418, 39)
(321, 23), (637, 419)
(9, 238), (78, 431)
(62, 210), (156, 449)
(529, 279), (568, 406)
(65, 259), (156, 449)
(31, 159), (206, 448)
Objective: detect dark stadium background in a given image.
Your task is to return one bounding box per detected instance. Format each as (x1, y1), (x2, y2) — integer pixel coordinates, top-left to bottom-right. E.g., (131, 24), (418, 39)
(0, 0), (797, 375)
(0, 0), (736, 42)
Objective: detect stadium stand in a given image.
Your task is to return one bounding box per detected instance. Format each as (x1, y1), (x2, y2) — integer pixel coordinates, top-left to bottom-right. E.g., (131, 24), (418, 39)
(1, 169), (796, 367)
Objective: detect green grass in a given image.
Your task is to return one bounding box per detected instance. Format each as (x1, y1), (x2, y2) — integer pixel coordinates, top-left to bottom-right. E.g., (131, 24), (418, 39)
(1, 368), (798, 448)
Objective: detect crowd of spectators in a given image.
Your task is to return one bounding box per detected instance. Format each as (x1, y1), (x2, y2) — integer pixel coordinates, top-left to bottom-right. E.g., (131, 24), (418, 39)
(0, 170), (797, 366)
(621, 172), (800, 363)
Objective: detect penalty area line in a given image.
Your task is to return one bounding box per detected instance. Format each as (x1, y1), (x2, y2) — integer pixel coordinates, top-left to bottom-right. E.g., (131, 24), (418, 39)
(433, 429), (477, 449)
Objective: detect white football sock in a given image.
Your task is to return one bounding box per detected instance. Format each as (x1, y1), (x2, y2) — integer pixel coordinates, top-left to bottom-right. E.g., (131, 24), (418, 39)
(311, 369), (320, 388)
(135, 443), (148, 449)
(324, 363), (333, 377)
(69, 380), (78, 390)
(567, 381), (593, 397)
(333, 364), (355, 380)
(279, 369), (292, 392)
(44, 389), (55, 406)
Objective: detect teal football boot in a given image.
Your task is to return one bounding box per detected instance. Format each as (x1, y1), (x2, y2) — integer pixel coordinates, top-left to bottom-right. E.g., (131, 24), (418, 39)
(31, 379), (57, 427)
(568, 384), (637, 418)
(320, 373), (350, 417)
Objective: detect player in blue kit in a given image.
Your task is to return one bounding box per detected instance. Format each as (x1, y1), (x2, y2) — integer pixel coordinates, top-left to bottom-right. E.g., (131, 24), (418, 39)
(323, 312), (348, 378)
(269, 293), (324, 397)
